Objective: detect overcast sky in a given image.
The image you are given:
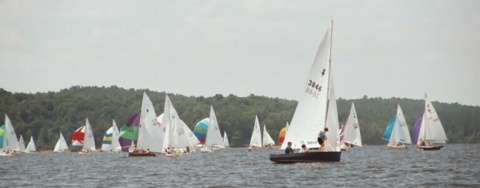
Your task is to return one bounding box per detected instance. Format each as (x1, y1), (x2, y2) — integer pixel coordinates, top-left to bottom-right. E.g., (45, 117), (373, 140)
(1, 1), (479, 106)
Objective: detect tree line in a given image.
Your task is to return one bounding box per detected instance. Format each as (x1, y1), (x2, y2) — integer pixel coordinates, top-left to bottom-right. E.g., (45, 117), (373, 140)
(0, 86), (478, 150)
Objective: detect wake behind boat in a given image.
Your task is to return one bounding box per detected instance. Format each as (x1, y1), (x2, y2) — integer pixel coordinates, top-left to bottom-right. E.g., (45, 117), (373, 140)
(270, 20), (341, 163)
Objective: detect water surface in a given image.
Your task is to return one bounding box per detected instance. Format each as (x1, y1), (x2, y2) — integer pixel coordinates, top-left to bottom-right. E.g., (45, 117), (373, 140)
(1, 144), (479, 187)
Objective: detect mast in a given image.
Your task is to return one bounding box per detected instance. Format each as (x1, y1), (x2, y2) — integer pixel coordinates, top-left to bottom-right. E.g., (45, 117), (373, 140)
(423, 93), (428, 141)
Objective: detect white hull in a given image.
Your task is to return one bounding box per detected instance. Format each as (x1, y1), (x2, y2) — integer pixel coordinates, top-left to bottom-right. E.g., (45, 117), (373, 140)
(387, 145), (407, 149)
(200, 148), (212, 153)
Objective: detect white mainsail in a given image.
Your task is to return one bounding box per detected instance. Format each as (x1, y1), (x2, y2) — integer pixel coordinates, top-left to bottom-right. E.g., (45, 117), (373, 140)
(25, 136), (37, 153)
(180, 119), (200, 148)
(83, 118), (96, 151)
(249, 115), (262, 148)
(137, 92), (163, 152)
(388, 104), (412, 146)
(160, 95), (198, 151)
(205, 106), (225, 148)
(3, 115), (20, 152)
(223, 131), (230, 147)
(343, 103), (362, 147)
(18, 135), (26, 152)
(419, 94), (447, 144)
(262, 125), (275, 147)
(281, 21), (337, 150)
(54, 133), (68, 152)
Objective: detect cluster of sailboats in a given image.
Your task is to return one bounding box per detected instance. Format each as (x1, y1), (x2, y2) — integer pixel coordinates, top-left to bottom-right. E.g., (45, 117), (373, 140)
(0, 93), (233, 157)
(383, 94), (448, 151)
(0, 115), (37, 156)
(270, 20), (448, 163)
(248, 115), (276, 150)
(1, 20), (448, 161)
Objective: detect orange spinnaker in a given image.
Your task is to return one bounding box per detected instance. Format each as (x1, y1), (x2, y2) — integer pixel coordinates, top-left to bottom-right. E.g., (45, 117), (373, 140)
(278, 127), (287, 144)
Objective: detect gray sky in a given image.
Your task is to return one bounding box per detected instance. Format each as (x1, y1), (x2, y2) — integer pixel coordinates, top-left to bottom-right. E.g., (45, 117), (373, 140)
(1, 1), (479, 106)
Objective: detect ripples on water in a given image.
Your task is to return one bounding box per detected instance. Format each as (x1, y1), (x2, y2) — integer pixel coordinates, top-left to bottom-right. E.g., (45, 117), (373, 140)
(1, 144), (479, 187)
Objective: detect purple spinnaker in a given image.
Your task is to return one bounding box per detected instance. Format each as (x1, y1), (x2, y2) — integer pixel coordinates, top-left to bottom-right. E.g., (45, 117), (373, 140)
(119, 112), (141, 152)
(413, 117), (423, 145)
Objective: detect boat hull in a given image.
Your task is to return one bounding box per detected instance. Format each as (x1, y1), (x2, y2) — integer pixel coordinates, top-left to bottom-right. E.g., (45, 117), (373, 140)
(270, 151), (341, 163)
(418, 145), (443, 151)
(387, 145), (407, 149)
(128, 152), (156, 157)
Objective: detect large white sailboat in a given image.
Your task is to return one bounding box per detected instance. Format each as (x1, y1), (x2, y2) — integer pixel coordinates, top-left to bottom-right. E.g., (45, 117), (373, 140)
(128, 92), (161, 157)
(270, 20), (341, 163)
(413, 94), (447, 150)
(382, 104), (412, 149)
(160, 95), (200, 156)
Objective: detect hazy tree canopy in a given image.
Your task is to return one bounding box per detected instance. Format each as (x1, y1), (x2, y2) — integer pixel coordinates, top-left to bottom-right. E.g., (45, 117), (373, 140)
(0, 86), (478, 150)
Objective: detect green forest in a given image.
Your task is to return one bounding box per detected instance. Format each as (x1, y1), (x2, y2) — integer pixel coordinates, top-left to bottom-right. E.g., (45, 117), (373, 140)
(1, 86), (479, 150)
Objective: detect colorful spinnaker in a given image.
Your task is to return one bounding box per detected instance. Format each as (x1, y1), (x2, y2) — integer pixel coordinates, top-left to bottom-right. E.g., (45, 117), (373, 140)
(193, 118), (209, 145)
(101, 119), (121, 152)
(72, 126), (85, 149)
(119, 112), (141, 152)
(278, 126), (287, 144)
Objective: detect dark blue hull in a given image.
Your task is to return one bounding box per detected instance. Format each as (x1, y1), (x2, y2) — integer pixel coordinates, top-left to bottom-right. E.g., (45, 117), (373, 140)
(270, 151), (341, 163)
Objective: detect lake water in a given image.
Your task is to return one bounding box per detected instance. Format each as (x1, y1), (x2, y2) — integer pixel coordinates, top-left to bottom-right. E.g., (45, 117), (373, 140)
(1, 144), (479, 187)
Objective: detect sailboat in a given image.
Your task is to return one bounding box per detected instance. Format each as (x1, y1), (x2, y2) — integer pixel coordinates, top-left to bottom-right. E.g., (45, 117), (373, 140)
(123, 92), (161, 157)
(201, 106), (225, 152)
(80, 118), (96, 154)
(18, 135), (26, 152)
(413, 94), (447, 151)
(262, 125), (275, 148)
(249, 115), (262, 150)
(223, 131), (230, 147)
(54, 133), (69, 153)
(160, 95), (200, 156)
(25, 136), (37, 153)
(382, 104), (412, 149)
(0, 115), (20, 156)
(340, 103), (362, 150)
(101, 119), (122, 152)
(270, 20), (341, 163)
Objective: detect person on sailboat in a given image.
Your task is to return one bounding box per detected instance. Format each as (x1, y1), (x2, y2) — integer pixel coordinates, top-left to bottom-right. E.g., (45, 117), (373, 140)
(318, 128), (329, 152)
(418, 139), (426, 147)
(285, 142), (293, 154)
(300, 144), (308, 153)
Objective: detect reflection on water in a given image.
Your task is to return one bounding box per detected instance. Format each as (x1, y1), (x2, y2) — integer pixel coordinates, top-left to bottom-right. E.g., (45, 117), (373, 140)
(2, 144), (479, 187)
